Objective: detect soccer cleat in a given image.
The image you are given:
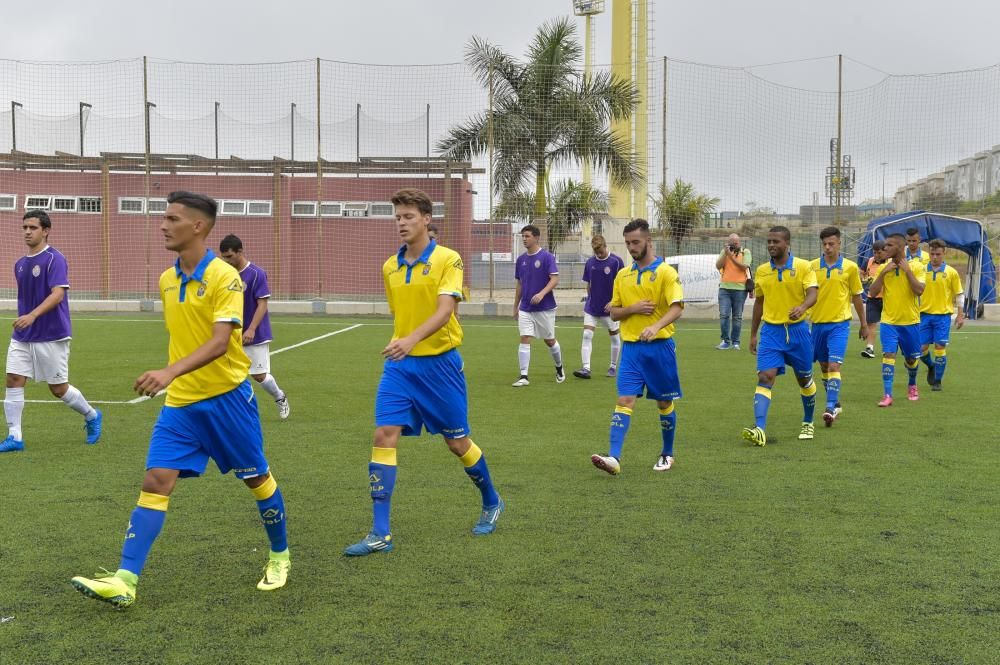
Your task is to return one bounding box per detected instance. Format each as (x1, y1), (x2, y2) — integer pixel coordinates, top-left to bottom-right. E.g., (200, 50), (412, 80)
(591, 454), (621, 476)
(907, 385), (919, 401)
(511, 376), (530, 387)
(653, 455), (674, 471)
(276, 396), (290, 420)
(822, 408), (836, 427)
(555, 365), (566, 383)
(798, 422), (815, 440)
(70, 571), (136, 609)
(833, 402), (843, 418)
(926, 363), (936, 386)
(343, 532), (393, 557)
(732, 343), (741, 351)
(84, 410), (103, 445)
(878, 394), (893, 407)
(256, 557), (290, 590)
(606, 367), (617, 378)
(472, 498), (505, 535)
(741, 426), (767, 446)
(0, 435), (24, 453)
(931, 383), (942, 392)
(715, 341), (732, 350)
(861, 346), (876, 358)
(573, 368), (592, 379)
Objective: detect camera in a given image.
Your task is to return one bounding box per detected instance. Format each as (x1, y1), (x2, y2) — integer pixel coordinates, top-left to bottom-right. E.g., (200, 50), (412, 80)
(728, 244), (739, 253)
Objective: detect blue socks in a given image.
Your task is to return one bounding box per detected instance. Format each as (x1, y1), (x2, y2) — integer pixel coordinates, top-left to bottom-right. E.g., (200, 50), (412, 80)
(659, 404), (676, 457)
(250, 475), (288, 553)
(825, 372), (841, 409)
(608, 405), (632, 459)
(459, 442), (500, 508)
(753, 384), (772, 429)
(369, 448), (397, 538)
(882, 358), (896, 395)
(799, 377), (816, 423)
(119, 492), (169, 576)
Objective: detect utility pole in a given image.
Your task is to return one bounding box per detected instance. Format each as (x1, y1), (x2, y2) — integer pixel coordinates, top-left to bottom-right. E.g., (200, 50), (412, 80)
(11, 101), (22, 151)
(79, 102), (91, 156)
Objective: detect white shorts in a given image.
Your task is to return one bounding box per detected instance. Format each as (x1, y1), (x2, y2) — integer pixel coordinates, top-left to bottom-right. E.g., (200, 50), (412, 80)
(244, 342), (271, 375)
(518, 309), (557, 340)
(583, 312), (620, 332)
(6, 339), (71, 384)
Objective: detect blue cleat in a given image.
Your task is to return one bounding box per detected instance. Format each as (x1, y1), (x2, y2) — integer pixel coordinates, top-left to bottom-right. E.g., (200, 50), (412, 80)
(343, 532), (393, 557)
(472, 498), (505, 535)
(0, 435), (24, 453)
(85, 410), (103, 445)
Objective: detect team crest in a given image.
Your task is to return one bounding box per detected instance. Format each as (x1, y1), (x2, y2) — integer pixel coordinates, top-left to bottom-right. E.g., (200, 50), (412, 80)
(534, 259), (541, 269)
(604, 266), (611, 274)
(197, 284), (206, 297)
(649, 272), (657, 282)
(422, 261), (432, 276)
(31, 265), (40, 277)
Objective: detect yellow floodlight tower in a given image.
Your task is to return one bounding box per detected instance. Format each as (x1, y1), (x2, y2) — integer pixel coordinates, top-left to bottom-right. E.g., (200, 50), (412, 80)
(609, 0), (649, 220)
(573, 0), (605, 189)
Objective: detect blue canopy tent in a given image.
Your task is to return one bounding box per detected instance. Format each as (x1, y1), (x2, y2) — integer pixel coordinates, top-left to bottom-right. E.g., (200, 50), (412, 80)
(856, 211), (996, 319)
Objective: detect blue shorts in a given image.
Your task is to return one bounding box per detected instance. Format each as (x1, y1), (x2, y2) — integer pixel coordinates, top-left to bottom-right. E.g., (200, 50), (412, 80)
(617, 338), (682, 401)
(880, 322), (921, 360)
(811, 320), (850, 364)
(920, 313), (952, 347)
(757, 321), (813, 376)
(147, 380), (268, 479)
(375, 348), (470, 438)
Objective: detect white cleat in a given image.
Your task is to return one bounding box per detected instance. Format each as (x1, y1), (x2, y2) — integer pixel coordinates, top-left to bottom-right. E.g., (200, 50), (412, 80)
(276, 396), (290, 420)
(591, 454), (621, 476)
(653, 455), (674, 471)
(511, 376), (530, 387)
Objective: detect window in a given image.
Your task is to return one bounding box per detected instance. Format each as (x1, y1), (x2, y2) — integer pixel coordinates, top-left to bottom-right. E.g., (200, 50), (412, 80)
(119, 197), (145, 214)
(343, 202), (369, 218)
(78, 197), (102, 214)
(0, 195), (15, 211)
(432, 202), (445, 218)
(220, 200), (247, 216)
(25, 196), (52, 210)
(147, 198), (167, 214)
(247, 200), (272, 216)
(291, 201), (317, 217)
(370, 202), (394, 217)
(52, 196), (78, 212)
(319, 202), (342, 217)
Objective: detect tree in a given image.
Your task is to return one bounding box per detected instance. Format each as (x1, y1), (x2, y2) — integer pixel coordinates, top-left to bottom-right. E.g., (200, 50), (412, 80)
(650, 179), (720, 254)
(437, 17), (642, 230)
(495, 179), (609, 251)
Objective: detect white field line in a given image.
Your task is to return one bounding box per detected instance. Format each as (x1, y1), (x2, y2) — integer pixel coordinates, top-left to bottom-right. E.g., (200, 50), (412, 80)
(24, 324), (364, 405)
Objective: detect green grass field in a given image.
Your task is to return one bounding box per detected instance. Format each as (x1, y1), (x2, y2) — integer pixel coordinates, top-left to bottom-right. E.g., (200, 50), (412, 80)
(1, 314), (998, 664)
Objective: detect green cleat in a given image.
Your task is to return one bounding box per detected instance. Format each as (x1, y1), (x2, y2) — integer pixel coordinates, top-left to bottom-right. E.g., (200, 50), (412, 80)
(742, 426), (767, 447)
(257, 555), (291, 591)
(71, 571), (136, 609)
(798, 422), (815, 440)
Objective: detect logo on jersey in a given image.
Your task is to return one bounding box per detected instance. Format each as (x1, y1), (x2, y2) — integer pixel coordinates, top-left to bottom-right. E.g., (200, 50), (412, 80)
(227, 278), (243, 292)
(197, 283), (206, 297)
(453, 258), (464, 271)
(31, 265), (41, 277)
(422, 261), (432, 276)
(603, 266), (611, 275)
(534, 259), (541, 269)
(649, 272), (657, 282)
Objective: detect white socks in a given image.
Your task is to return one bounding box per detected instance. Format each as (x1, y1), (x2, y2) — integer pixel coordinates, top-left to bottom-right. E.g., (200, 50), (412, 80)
(259, 374), (285, 401)
(4, 387), (24, 440)
(610, 333), (621, 369)
(581, 329), (594, 370)
(61, 385), (97, 420)
(548, 341), (563, 368)
(518, 344), (531, 376)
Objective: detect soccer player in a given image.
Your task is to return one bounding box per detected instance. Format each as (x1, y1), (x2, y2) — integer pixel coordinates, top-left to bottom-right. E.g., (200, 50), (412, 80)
(868, 233), (926, 406)
(860, 240), (887, 358)
(511, 225), (564, 386)
(742, 226), (818, 446)
(71, 191), (290, 609)
(809, 227), (868, 427)
(219, 235), (290, 419)
(905, 227), (930, 265)
(344, 188), (502, 556)
(591, 219), (683, 474)
(918, 239), (965, 391)
(1, 210), (102, 454)
(573, 235), (625, 379)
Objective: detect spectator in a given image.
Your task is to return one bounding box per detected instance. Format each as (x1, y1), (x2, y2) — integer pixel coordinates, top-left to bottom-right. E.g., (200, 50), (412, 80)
(714, 233), (752, 350)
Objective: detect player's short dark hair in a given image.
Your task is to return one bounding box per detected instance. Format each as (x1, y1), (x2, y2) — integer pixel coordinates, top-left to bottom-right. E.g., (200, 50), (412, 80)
(905, 227), (919, 237)
(768, 225), (791, 241)
(872, 239), (886, 251)
(219, 234), (243, 253)
(888, 233), (906, 242)
(623, 218), (650, 235)
(167, 191), (217, 222)
(819, 226), (841, 240)
(521, 225), (541, 237)
(23, 209), (51, 229)
(427, 223), (439, 234)
(928, 238), (947, 250)
(391, 188), (433, 216)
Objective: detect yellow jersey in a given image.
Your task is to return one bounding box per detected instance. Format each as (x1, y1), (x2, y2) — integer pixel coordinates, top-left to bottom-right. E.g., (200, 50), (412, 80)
(809, 256), (863, 323)
(879, 259), (926, 325)
(754, 255), (817, 325)
(921, 263), (963, 315)
(159, 251), (249, 407)
(906, 248), (931, 265)
(610, 258), (684, 342)
(382, 240), (464, 356)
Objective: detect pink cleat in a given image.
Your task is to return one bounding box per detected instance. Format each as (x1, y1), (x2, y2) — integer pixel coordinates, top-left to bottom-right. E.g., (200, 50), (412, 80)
(877, 394), (893, 408)
(907, 385), (919, 401)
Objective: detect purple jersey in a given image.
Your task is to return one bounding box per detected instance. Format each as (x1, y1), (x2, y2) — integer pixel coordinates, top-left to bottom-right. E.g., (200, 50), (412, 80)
(583, 253), (625, 317)
(515, 249), (558, 312)
(240, 262), (273, 345)
(13, 246), (72, 343)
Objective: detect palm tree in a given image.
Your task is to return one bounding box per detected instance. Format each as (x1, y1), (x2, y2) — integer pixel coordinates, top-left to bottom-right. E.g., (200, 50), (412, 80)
(650, 179), (720, 254)
(438, 17), (642, 229)
(496, 179), (609, 251)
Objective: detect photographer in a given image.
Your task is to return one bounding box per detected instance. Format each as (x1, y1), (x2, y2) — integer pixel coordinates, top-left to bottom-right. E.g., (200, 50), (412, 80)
(714, 233), (752, 350)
